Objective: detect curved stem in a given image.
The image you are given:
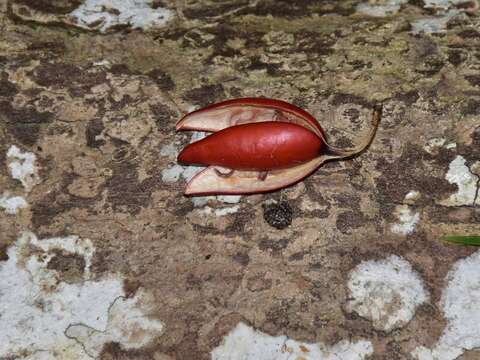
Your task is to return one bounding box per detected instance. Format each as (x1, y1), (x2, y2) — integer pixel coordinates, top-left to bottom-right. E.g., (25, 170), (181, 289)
(323, 104), (382, 160)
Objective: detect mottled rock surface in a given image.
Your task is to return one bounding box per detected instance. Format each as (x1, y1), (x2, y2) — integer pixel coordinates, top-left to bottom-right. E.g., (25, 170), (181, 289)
(1, 0), (479, 359)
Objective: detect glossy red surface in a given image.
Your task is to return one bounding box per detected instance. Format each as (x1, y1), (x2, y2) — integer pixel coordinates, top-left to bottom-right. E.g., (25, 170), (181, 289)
(177, 121), (324, 171)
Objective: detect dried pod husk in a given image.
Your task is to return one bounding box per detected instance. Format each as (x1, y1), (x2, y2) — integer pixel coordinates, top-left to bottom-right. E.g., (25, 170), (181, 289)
(176, 98), (381, 195)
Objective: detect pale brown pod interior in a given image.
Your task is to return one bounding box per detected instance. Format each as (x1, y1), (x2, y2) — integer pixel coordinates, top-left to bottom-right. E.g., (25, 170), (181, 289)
(176, 105), (325, 140)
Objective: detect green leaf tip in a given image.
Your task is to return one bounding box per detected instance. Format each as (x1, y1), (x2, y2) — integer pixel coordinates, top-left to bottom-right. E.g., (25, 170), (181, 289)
(441, 235), (480, 246)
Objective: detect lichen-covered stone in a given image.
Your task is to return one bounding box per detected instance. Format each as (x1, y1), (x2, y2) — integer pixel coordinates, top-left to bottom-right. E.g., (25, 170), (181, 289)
(1, 0), (480, 359)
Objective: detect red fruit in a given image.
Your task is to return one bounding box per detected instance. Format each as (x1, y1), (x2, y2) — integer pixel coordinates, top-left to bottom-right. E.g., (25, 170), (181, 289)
(178, 121), (324, 171)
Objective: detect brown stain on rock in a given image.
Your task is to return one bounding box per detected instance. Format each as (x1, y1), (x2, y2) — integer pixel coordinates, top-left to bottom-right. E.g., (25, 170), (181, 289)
(29, 62), (108, 97)
(104, 143), (157, 215)
(46, 249), (86, 283)
(336, 211), (365, 234)
(0, 72), (19, 97)
(0, 243), (9, 261)
(31, 173), (99, 236)
(149, 103), (177, 134)
(13, 0), (82, 14)
(182, 84), (225, 108)
(85, 118), (106, 148)
(0, 100), (53, 146)
(375, 145), (457, 215)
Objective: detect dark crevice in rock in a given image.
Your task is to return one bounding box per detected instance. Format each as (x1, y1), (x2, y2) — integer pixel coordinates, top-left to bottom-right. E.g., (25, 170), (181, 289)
(182, 84), (225, 108)
(0, 100), (53, 146)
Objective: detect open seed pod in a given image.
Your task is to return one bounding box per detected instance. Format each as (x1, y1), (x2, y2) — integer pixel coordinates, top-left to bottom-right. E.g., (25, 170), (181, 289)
(176, 98), (381, 195)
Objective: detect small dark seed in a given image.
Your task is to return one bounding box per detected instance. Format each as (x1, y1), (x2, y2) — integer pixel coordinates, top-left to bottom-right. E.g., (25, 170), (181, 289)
(263, 201), (293, 229)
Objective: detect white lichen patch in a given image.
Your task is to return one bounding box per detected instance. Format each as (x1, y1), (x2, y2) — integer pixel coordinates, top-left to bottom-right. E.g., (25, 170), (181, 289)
(411, 0), (477, 34)
(424, 138), (446, 154)
(217, 195), (242, 204)
(411, 13), (457, 34)
(423, 138), (456, 154)
(6, 145), (40, 191)
(162, 132), (208, 183)
(66, 290), (163, 358)
(412, 250), (480, 360)
(160, 142), (179, 159)
(161, 166), (189, 183)
(423, 0), (478, 10)
(202, 205), (240, 217)
(29, 232), (95, 280)
(346, 255), (429, 332)
(404, 190), (421, 204)
(438, 155), (478, 207)
(391, 205), (420, 235)
(0, 192), (28, 214)
(191, 195), (242, 208)
(0, 231), (163, 359)
(190, 131), (207, 142)
(423, 0), (450, 8)
(162, 164), (199, 183)
(211, 322), (373, 360)
(70, 0), (174, 33)
(356, 0), (408, 17)
(93, 59), (111, 67)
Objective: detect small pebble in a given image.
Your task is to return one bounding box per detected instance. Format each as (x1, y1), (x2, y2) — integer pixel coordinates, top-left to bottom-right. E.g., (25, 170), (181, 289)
(262, 201), (293, 229)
